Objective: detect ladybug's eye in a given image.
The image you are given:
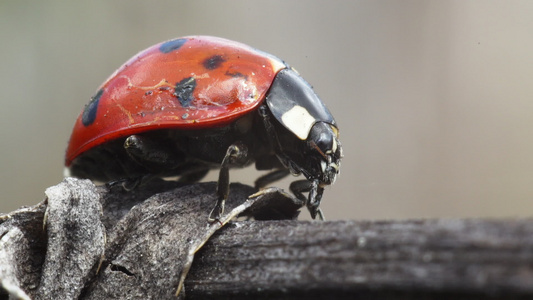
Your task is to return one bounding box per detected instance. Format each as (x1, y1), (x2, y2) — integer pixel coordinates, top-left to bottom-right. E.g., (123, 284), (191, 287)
(308, 122), (335, 158)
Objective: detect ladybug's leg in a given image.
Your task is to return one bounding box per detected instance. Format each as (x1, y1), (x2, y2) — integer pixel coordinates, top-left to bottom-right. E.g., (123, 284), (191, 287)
(209, 142), (248, 222)
(110, 174), (156, 190)
(106, 174), (156, 191)
(124, 135), (185, 170)
(258, 105), (283, 153)
(254, 169), (290, 189)
(289, 179), (325, 220)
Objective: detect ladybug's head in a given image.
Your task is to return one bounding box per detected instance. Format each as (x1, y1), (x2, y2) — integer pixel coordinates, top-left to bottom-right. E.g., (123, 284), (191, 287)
(306, 121), (342, 185)
(266, 67), (343, 187)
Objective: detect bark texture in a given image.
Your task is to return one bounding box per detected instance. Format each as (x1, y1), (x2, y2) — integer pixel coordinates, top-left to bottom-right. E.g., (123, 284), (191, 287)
(1, 178), (533, 299)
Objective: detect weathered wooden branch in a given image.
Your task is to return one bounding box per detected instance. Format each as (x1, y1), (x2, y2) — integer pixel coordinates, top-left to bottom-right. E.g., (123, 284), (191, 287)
(1, 178), (533, 299)
(185, 219), (533, 299)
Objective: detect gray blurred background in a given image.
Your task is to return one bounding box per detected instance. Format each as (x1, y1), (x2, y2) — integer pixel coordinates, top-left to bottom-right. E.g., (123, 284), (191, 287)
(1, 1), (533, 220)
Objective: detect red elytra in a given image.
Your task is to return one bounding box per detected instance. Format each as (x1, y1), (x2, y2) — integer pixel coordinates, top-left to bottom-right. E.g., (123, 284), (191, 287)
(65, 36), (286, 166)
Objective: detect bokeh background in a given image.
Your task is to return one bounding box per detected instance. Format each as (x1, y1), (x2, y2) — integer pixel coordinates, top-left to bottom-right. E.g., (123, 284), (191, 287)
(1, 1), (532, 220)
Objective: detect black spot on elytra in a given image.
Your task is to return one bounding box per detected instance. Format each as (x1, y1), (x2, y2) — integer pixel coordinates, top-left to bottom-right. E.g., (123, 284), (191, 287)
(159, 38), (187, 53)
(82, 89), (103, 126)
(174, 77), (196, 107)
(225, 70), (248, 80)
(203, 55), (225, 70)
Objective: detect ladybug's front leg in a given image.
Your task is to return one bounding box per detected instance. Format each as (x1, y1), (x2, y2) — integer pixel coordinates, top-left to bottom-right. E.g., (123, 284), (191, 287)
(209, 142), (249, 222)
(254, 169), (290, 190)
(290, 179), (325, 220)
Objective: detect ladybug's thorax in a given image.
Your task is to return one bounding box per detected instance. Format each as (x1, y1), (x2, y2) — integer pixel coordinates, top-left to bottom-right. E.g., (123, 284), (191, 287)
(265, 68), (335, 140)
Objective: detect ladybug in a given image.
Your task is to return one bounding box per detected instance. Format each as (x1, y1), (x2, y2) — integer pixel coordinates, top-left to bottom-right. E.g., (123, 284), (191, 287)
(65, 36), (342, 221)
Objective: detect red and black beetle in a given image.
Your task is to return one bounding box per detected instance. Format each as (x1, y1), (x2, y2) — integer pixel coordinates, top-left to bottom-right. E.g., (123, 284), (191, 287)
(65, 36), (342, 221)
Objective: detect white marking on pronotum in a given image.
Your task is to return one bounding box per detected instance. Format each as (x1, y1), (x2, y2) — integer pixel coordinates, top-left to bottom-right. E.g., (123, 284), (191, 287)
(281, 105), (316, 140)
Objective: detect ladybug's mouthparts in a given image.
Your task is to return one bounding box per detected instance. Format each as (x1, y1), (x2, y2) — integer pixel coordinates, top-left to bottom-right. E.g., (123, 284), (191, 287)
(319, 155), (340, 185)
(324, 163), (339, 185)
